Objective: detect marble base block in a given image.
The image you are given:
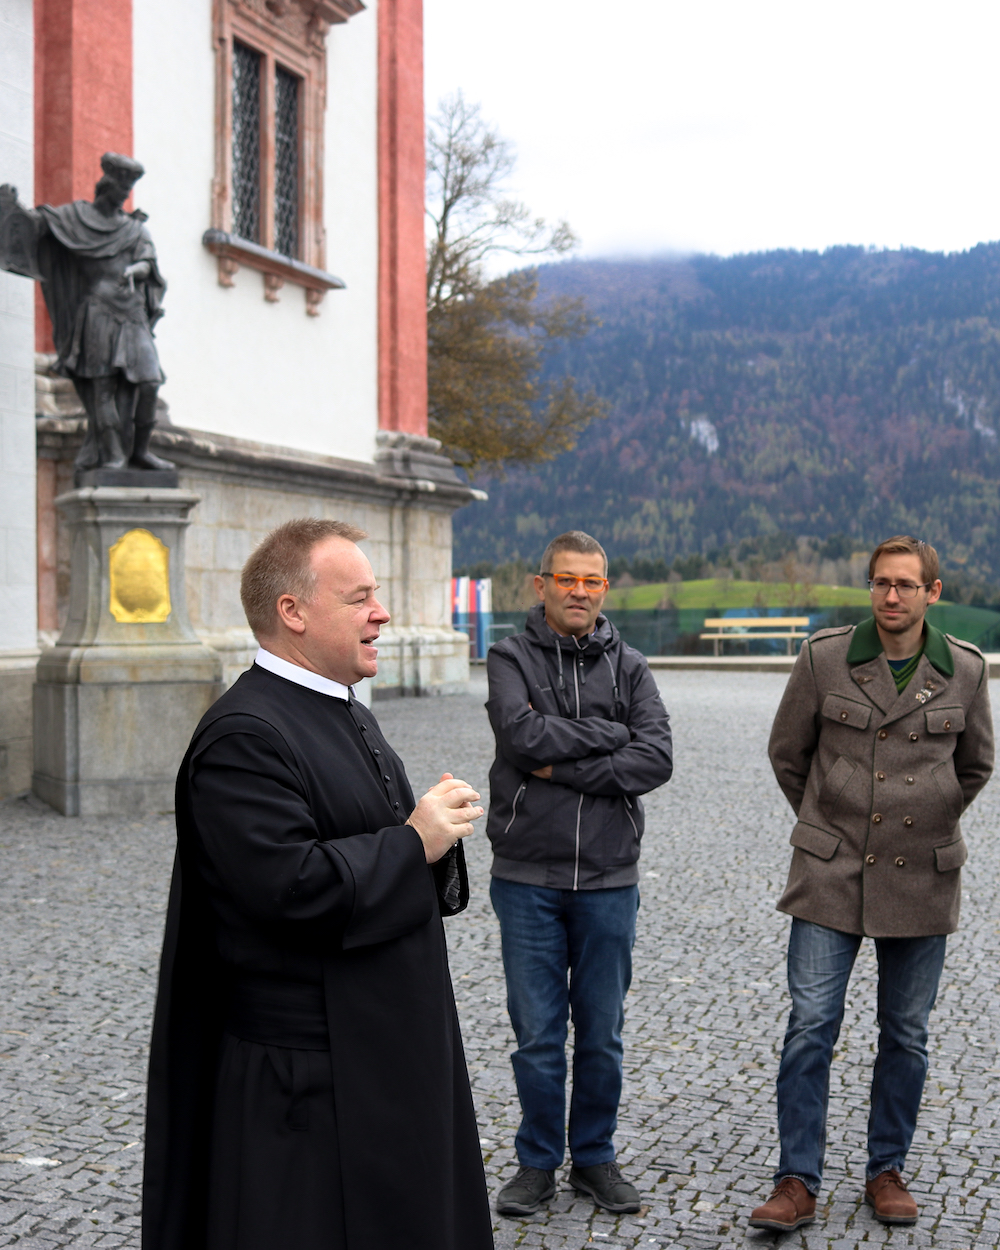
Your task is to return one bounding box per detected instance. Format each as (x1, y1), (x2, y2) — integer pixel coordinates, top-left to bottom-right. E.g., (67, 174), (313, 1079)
(32, 487), (222, 816)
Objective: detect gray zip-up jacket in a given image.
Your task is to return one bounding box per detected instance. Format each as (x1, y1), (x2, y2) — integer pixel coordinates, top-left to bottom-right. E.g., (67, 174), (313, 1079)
(485, 604), (673, 889)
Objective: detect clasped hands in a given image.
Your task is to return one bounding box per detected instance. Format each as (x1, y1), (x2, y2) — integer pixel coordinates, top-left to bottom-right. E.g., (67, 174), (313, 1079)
(407, 773), (484, 863)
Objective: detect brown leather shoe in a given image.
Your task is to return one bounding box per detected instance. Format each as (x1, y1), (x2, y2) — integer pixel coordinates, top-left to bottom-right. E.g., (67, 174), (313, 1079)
(748, 1177), (816, 1231)
(865, 1170), (918, 1224)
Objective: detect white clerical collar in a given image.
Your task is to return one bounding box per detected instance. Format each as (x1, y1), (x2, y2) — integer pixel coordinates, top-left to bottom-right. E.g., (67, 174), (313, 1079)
(254, 647), (352, 702)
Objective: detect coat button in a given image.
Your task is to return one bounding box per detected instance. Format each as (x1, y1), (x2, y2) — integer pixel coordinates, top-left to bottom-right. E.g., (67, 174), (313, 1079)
(909, 732), (918, 741)
(393, 801), (400, 809)
(906, 776), (915, 784)
(872, 813), (882, 823)
(383, 774), (391, 783)
(895, 856), (906, 866)
(866, 854), (877, 864)
(373, 748), (381, 755)
(876, 771), (885, 781)
(943, 719), (952, 730)
(840, 710), (849, 721)
(878, 729), (888, 740)
(904, 816), (913, 827)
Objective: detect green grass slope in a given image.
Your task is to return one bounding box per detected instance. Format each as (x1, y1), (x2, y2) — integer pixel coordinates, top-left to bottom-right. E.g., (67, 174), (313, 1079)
(604, 579), (873, 611)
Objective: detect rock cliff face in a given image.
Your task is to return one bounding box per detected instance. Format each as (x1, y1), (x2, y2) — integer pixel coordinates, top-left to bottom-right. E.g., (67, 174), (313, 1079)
(455, 245), (1000, 581)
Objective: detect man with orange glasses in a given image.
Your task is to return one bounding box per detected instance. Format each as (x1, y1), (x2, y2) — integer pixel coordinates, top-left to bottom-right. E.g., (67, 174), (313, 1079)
(751, 535), (993, 1233)
(485, 531), (673, 1217)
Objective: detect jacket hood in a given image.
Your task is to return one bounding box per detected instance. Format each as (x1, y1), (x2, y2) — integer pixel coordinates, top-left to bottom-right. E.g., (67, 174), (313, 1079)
(523, 602), (619, 654)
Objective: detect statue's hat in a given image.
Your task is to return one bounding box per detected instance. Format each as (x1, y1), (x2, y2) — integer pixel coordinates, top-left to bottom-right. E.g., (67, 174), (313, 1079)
(100, 153), (145, 188)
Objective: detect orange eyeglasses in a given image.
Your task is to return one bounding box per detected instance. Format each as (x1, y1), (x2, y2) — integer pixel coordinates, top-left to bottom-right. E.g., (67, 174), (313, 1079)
(543, 573), (610, 594)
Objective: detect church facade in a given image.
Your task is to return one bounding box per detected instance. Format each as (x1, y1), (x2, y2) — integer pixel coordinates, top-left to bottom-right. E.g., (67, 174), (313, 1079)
(0, 0), (478, 799)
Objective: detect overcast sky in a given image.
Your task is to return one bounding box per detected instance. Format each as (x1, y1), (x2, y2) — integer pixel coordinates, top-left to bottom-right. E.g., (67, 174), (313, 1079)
(424, 0), (1000, 259)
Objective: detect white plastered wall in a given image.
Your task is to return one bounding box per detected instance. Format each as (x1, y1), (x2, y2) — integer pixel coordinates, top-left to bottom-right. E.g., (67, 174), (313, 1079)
(131, 0), (380, 465)
(0, 0), (36, 652)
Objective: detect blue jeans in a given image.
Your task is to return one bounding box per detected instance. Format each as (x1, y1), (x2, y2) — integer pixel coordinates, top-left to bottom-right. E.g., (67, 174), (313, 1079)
(776, 918), (947, 1194)
(489, 878), (639, 1170)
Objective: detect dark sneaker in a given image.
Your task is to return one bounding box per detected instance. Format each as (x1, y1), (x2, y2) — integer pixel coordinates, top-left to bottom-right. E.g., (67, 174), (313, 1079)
(569, 1161), (642, 1213)
(495, 1165), (556, 1216)
(748, 1177), (816, 1231)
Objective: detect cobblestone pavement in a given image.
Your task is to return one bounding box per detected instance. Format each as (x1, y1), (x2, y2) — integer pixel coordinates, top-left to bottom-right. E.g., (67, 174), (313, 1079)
(1, 672), (999, 1248)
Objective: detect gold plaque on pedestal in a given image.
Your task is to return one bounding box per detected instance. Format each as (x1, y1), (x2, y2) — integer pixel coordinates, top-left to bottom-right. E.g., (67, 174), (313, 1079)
(108, 528), (172, 623)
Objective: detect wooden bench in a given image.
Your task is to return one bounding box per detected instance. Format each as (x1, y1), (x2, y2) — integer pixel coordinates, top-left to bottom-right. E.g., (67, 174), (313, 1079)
(700, 616), (811, 656)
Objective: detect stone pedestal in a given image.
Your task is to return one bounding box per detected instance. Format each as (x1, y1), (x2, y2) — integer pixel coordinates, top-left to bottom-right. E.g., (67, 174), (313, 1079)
(32, 488), (222, 816)
(75, 467), (180, 489)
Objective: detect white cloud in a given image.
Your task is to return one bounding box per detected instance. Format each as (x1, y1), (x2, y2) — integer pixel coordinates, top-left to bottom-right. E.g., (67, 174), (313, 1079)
(425, 0), (1000, 258)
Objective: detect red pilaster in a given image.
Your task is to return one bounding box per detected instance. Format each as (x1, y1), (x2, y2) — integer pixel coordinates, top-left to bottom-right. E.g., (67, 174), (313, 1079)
(34, 0), (133, 351)
(378, 0), (428, 435)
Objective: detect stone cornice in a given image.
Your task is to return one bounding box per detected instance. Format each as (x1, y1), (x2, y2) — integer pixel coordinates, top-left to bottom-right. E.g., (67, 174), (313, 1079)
(304, 0), (366, 23)
(240, 0), (365, 33)
(202, 231), (345, 314)
(36, 418), (481, 513)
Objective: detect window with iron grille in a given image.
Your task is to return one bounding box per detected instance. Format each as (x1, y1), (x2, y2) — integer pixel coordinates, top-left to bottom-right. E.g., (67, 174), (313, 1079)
(231, 42), (261, 244)
(209, 0), (360, 313)
(274, 67), (300, 259)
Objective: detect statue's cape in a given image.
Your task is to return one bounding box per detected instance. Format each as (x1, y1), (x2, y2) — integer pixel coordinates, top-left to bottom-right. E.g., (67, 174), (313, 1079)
(36, 201), (167, 371)
(38, 200), (147, 258)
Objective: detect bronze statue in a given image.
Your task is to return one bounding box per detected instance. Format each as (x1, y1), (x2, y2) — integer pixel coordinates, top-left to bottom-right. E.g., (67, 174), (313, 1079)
(0, 152), (175, 477)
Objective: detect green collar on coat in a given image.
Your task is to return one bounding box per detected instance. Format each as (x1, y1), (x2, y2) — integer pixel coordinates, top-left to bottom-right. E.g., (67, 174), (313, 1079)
(846, 615), (954, 677)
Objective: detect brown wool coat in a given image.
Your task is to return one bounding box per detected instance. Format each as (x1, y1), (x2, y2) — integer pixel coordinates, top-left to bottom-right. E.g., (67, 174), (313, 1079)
(768, 622), (994, 937)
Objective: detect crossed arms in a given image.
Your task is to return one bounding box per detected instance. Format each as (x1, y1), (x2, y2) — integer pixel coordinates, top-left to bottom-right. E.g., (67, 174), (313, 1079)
(486, 650), (673, 797)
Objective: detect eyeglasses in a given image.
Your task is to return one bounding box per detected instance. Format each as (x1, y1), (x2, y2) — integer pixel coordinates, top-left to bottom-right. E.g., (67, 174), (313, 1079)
(544, 573), (610, 594)
(868, 579), (932, 599)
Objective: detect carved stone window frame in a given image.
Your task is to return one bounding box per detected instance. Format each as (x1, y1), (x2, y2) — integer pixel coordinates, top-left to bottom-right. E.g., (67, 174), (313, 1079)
(208, 0), (363, 314)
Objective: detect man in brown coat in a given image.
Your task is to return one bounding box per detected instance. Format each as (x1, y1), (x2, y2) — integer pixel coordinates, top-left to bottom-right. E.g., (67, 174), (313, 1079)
(749, 536), (993, 1233)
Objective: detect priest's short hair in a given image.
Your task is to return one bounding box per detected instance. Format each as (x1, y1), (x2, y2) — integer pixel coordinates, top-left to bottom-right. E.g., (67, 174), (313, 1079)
(241, 518), (367, 639)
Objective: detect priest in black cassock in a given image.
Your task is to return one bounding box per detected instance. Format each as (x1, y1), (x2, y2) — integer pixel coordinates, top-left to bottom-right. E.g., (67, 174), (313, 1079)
(142, 518), (494, 1250)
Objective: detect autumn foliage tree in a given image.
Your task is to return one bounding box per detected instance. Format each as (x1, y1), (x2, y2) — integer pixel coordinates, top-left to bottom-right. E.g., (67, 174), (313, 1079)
(426, 94), (605, 477)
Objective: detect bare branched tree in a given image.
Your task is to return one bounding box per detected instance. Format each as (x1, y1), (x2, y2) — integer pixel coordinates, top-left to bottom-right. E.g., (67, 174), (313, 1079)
(426, 93), (605, 477)
(426, 93), (576, 307)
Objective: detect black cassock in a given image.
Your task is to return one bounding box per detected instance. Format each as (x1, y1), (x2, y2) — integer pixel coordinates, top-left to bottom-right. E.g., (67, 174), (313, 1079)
(142, 664), (493, 1250)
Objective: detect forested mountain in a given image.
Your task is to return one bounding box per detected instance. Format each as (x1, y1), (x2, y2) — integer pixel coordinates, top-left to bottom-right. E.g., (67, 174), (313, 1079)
(452, 245), (1000, 582)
